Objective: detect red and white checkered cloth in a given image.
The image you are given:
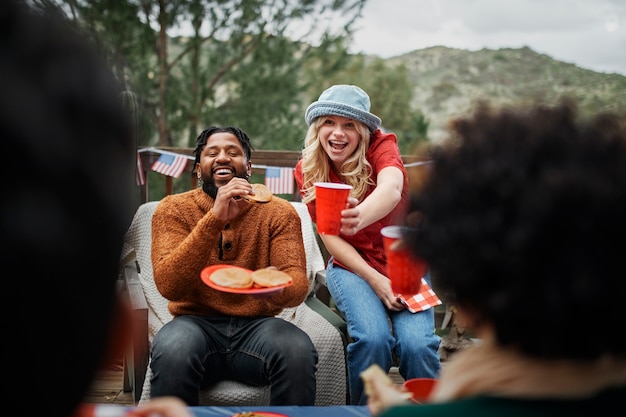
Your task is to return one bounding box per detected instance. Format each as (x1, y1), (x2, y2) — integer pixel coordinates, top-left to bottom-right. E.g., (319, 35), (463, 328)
(397, 278), (442, 313)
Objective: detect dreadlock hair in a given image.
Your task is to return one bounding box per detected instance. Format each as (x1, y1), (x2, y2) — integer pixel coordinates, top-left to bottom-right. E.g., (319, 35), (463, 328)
(194, 125), (255, 165)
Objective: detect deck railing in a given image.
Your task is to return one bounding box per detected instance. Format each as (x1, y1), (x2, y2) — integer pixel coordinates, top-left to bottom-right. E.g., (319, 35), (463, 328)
(137, 147), (431, 204)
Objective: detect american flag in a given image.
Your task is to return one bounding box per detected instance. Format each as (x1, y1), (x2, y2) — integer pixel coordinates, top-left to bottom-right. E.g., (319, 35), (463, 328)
(136, 152), (145, 186)
(151, 153), (188, 178)
(264, 166), (294, 195)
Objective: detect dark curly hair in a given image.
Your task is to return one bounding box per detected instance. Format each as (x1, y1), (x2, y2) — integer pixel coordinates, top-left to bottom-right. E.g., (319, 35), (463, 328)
(193, 125), (254, 165)
(405, 99), (626, 361)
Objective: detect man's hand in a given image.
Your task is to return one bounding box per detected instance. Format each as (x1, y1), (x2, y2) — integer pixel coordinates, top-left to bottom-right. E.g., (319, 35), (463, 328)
(212, 178), (253, 221)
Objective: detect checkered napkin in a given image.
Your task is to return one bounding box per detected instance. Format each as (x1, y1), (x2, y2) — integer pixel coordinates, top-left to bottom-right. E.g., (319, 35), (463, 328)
(397, 278), (442, 313)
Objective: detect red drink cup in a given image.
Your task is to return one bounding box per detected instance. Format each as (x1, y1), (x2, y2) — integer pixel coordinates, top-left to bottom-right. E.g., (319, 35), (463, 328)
(403, 378), (438, 403)
(381, 225), (427, 294)
(314, 182), (352, 235)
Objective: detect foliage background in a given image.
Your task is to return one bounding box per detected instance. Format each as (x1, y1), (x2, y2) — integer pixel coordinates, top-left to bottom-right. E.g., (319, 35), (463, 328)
(49, 0), (427, 152)
(46, 1), (625, 169)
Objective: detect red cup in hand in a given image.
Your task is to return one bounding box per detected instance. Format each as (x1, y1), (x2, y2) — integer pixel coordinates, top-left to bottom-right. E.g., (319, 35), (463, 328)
(381, 225), (427, 294)
(314, 182), (353, 235)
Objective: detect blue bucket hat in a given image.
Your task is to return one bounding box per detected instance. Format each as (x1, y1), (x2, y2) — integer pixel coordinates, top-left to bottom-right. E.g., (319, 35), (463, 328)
(305, 84), (382, 132)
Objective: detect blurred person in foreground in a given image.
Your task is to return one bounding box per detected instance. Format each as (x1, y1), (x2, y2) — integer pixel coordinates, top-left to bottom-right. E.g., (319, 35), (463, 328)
(148, 125), (317, 406)
(295, 84), (441, 405)
(1, 1), (190, 416)
(364, 99), (626, 416)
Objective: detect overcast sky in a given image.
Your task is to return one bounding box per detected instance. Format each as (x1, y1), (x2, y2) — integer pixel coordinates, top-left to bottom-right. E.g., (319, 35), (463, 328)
(347, 0), (626, 75)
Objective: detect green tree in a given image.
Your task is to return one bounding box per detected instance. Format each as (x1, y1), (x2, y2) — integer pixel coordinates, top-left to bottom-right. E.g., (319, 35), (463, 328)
(51, 0), (367, 150)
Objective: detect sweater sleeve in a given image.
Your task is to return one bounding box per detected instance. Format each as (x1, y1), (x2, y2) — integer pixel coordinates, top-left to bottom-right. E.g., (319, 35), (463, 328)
(151, 191), (228, 301)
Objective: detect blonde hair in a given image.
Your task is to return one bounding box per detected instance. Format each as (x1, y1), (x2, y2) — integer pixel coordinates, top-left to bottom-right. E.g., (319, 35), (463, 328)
(300, 116), (374, 204)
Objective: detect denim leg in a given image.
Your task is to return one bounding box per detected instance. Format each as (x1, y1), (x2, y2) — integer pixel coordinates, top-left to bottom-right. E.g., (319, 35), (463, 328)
(229, 316), (318, 405)
(149, 315), (317, 406)
(391, 270), (441, 380)
(150, 315), (214, 406)
(326, 263), (395, 405)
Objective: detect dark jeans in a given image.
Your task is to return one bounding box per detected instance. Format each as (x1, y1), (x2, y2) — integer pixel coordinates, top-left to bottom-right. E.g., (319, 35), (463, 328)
(149, 315), (318, 406)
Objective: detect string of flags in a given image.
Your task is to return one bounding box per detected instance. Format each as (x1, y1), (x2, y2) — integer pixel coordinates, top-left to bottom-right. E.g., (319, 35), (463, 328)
(264, 166), (294, 195)
(151, 153), (189, 178)
(135, 147), (295, 195)
(136, 148), (193, 185)
(137, 148), (430, 194)
(136, 152), (145, 186)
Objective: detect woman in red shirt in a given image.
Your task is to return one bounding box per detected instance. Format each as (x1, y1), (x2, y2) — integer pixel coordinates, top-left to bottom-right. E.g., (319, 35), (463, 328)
(294, 84), (441, 405)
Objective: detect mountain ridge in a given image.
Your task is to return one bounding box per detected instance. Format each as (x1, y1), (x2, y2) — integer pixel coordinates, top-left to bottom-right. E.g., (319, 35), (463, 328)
(383, 46), (626, 142)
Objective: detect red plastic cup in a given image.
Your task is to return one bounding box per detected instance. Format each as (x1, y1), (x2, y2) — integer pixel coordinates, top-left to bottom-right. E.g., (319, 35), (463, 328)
(314, 182), (353, 235)
(403, 377), (438, 403)
(381, 225), (427, 294)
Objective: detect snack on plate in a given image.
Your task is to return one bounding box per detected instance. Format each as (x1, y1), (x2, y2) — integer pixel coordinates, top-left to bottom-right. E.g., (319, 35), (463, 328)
(251, 268), (293, 287)
(209, 267), (254, 289)
(244, 183), (273, 203)
(230, 412), (267, 417)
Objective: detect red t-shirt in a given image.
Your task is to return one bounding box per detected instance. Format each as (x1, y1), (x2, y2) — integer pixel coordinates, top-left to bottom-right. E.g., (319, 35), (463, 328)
(294, 129), (409, 276)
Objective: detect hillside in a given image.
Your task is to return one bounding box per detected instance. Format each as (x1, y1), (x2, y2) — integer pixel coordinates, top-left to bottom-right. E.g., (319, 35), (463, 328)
(385, 46), (626, 142)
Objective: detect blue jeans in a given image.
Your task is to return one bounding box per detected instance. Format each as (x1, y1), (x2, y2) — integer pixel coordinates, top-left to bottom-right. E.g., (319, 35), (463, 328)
(326, 263), (441, 405)
(149, 315), (318, 405)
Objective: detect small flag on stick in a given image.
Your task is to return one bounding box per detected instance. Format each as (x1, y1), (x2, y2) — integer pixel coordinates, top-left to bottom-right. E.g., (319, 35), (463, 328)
(265, 167), (294, 195)
(151, 153), (188, 178)
(136, 152), (145, 186)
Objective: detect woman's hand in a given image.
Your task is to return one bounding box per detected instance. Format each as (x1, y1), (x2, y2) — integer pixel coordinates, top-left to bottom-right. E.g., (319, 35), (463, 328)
(369, 272), (405, 311)
(340, 197), (361, 235)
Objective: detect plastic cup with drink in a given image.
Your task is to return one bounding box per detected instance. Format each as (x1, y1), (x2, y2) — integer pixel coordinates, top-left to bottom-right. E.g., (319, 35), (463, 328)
(314, 182), (352, 235)
(381, 225), (427, 294)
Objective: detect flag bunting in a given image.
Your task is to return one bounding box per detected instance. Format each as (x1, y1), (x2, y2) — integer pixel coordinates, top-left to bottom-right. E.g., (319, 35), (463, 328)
(151, 153), (188, 178)
(264, 166), (294, 195)
(136, 152), (145, 186)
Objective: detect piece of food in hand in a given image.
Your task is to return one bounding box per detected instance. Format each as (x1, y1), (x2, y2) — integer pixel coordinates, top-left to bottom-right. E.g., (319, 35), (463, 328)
(361, 364), (394, 397)
(251, 268), (293, 287)
(210, 267), (254, 289)
(362, 364), (414, 414)
(243, 183), (273, 203)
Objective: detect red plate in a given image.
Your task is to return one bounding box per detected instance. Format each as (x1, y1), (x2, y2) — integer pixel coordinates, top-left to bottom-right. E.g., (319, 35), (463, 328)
(200, 264), (293, 294)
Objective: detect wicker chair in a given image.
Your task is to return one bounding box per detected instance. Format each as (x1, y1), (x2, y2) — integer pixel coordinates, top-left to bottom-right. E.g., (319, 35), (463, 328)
(119, 200), (347, 406)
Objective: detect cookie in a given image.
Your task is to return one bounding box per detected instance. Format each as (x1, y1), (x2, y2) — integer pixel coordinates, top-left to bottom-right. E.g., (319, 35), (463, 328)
(251, 268), (293, 287)
(210, 267), (254, 288)
(244, 183), (273, 203)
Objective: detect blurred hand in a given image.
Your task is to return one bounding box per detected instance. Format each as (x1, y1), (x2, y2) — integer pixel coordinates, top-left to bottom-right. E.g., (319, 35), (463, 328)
(364, 369), (413, 417)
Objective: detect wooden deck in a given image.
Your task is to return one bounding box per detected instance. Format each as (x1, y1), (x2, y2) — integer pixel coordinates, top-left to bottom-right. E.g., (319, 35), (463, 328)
(84, 362), (135, 405)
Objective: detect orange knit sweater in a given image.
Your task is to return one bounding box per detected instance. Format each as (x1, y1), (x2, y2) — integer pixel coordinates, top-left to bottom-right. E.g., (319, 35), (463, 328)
(151, 187), (309, 317)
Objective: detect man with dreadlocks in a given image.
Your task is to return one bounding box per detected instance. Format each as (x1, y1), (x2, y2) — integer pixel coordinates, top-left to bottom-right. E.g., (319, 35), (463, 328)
(149, 126), (317, 406)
